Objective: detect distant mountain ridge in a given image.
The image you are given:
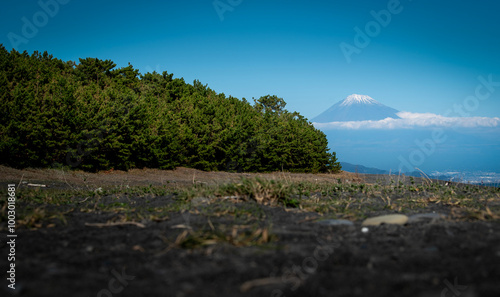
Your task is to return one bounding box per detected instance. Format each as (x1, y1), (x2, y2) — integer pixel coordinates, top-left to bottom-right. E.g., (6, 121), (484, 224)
(341, 162), (427, 179)
(340, 162), (388, 175)
(341, 161), (425, 177)
(312, 94), (400, 123)
(341, 162), (500, 185)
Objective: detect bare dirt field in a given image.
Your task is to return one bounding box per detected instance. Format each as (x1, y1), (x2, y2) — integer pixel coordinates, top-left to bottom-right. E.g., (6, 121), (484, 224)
(1, 166), (499, 297)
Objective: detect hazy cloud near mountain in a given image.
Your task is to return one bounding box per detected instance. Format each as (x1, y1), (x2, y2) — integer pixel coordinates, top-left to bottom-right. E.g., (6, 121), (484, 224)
(313, 112), (500, 130)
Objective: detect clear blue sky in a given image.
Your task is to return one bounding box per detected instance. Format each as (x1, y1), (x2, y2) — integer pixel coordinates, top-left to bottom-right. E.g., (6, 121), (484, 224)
(1, 0), (499, 120)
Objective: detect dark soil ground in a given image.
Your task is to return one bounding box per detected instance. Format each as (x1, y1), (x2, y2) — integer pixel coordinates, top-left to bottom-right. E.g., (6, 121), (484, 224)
(1, 166), (499, 297)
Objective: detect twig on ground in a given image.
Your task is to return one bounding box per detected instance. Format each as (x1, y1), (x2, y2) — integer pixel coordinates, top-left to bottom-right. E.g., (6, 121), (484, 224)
(85, 221), (146, 228)
(240, 277), (284, 292)
(78, 197), (90, 204)
(27, 183), (47, 187)
(60, 168), (75, 190)
(17, 173), (24, 188)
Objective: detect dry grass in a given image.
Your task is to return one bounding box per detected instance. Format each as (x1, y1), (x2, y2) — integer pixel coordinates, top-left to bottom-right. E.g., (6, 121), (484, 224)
(1, 166), (499, 228)
(0, 165), (359, 190)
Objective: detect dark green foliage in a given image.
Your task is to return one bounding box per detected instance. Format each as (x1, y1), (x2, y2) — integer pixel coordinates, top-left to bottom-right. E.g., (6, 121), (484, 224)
(0, 46), (341, 173)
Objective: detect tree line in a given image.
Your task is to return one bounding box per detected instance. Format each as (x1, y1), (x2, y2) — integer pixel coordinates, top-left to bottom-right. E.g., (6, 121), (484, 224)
(0, 45), (341, 173)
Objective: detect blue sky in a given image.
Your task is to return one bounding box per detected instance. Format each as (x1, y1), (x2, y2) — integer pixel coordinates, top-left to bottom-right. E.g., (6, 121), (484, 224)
(2, 0), (499, 119)
(2, 0), (499, 174)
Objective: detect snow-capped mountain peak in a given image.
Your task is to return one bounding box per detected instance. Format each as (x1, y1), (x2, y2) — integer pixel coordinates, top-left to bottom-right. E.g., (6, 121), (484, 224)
(340, 94), (378, 106)
(311, 94), (401, 123)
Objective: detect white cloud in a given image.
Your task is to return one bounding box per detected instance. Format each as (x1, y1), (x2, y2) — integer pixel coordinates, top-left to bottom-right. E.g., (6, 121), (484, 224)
(313, 112), (500, 130)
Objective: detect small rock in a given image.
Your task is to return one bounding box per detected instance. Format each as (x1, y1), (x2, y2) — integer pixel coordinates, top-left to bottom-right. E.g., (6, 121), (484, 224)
(317, 219), (354, 226)
(361, 227), (369, 233)
(132, 245), (145, 252)
(407, 213), (446, 224)
(362, 214), (408, 226)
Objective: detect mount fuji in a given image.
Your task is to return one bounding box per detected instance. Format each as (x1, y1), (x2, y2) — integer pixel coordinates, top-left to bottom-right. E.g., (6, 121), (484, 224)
(312, 94), (401, 122)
